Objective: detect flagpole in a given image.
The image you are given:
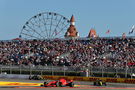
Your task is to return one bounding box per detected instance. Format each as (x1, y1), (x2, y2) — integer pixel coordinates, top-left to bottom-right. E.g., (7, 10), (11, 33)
(129, 25), (135, 35)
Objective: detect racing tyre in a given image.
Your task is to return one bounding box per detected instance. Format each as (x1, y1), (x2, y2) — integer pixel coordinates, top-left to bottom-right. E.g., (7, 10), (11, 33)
(69, 82), (74, 87)
(94, 82), (96, 86)
(59, 82), (63, 87)
(29, 76), (32, 80)
(103, 82), (107, 86)
(43, 82), (48, 87)
(56, 82), (60, 87)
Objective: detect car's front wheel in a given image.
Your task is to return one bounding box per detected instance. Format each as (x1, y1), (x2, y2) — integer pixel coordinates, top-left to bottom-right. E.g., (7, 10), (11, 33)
(56, 82), (60, 87)
(43, 82), (48, 87)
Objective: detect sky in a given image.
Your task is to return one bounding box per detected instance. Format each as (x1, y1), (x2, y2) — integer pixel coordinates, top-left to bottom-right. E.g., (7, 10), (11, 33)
(0, 0), (135, 40)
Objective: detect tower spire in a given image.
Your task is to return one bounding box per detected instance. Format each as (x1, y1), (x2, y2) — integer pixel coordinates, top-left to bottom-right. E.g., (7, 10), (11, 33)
(70, 15), (75, 25)
(65, 15), (79, 38)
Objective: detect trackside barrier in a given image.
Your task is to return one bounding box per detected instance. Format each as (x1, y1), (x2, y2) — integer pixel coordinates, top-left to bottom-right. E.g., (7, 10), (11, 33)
(42, 75), (135, 84)
(0, 74), (29, 79)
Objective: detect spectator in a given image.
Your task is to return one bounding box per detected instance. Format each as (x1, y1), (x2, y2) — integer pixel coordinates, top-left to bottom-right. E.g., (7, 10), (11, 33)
(0, 37), (134, 69)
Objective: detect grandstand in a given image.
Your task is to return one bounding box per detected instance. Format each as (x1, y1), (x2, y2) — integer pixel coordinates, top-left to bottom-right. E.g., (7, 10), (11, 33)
(0, 12), (135, 79)
(0, 37), (134, 68)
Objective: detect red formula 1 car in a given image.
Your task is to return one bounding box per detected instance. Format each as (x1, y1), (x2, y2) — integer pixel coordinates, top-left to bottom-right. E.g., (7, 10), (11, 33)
(41, 78), (74, 87)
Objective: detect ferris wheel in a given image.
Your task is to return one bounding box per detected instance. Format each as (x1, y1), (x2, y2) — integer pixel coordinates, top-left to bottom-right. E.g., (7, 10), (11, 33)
(20, 12), (70, 39)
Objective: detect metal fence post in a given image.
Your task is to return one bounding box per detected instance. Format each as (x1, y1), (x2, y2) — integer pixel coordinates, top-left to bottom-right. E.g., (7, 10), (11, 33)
(125, 60), (128, 78)
(88, 64), (91, 77)
(10, 64), (12, 74)
(41, 69), (43, 76)
(19, 65), (21, 75)
(102, 66), (104, 77)
(0, 65), (2, 74)
(131, 66), (133, 79)
(63, 65), (65, 76)
(51, 65), (54, 75)
(29, 66), (32, 76)
(115, 67), (118, 78)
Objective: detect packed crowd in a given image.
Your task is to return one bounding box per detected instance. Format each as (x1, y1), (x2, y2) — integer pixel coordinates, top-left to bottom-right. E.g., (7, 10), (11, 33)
(0, 37), (135, 68)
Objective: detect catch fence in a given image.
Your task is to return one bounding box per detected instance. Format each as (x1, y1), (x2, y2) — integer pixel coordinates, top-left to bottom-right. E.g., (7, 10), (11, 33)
(0, 65), (135, 78)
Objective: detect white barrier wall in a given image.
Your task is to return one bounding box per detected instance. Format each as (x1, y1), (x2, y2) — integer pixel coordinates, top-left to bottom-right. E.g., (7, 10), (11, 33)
(0, 73), (29, 79)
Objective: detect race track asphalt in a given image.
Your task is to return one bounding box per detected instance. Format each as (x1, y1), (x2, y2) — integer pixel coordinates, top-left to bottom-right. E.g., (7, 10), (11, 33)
(0, 78), (135, 90)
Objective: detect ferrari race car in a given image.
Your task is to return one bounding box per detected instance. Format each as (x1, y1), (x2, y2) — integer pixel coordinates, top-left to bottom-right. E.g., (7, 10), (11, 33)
(29, 75), (43, 80)
(93, 80), (107, 86)
(41, 78), (74, 87)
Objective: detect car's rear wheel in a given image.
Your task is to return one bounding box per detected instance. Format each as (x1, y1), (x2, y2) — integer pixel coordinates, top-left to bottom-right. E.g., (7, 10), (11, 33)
(93, 82), (96, 85)
(103, 82), (107, 86)
(29, 76), (32, 80)
(59, 82), (64, 87)
(69, 82), (74, 87)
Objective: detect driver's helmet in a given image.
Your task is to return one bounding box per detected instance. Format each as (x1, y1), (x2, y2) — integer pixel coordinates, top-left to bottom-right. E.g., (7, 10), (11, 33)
(70, 80), (73, 82)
